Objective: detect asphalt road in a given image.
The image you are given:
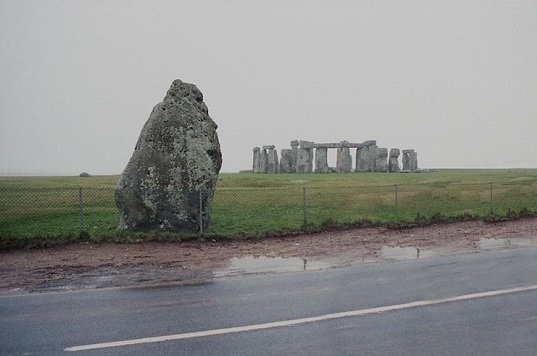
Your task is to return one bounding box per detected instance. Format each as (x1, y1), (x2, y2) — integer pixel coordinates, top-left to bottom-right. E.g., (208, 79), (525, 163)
(2, 246), (537, 355)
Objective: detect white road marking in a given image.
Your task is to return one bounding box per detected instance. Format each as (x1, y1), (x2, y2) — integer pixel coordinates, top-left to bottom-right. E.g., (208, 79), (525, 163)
(65, 284), (537, 352)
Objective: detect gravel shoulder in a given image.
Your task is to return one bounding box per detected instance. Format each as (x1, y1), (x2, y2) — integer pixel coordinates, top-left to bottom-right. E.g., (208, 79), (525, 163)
(1, 218), (537, 294)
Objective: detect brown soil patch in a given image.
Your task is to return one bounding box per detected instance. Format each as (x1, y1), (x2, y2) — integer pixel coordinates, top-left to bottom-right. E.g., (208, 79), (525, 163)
(1, 218), (537, 294)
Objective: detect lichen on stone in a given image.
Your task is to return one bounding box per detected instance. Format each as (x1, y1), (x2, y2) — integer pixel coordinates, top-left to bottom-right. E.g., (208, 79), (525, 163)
(114, 79), (222, 232)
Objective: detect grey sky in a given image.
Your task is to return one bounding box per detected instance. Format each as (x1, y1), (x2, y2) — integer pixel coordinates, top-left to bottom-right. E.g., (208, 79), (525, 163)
(1, 0), (536, 175)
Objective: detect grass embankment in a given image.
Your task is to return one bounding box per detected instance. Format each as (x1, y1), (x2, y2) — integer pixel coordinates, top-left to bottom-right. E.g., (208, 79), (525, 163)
(1, 169), (537, 249)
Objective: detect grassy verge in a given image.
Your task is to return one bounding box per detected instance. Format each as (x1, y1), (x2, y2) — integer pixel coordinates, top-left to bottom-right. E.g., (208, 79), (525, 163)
(1, 169), (537, 249)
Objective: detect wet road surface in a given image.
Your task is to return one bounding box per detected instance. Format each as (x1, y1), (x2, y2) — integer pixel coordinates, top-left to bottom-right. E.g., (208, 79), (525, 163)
(2, 245), (537, 355)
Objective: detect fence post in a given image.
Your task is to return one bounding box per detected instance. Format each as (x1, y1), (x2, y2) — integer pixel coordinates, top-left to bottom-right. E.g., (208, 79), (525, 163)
(78, 187), (85, 232)
(303, 187), (308, 226)
(394, 184), (398, 207)
(490, 181), (493, 202)
(199, 188), (204, 236)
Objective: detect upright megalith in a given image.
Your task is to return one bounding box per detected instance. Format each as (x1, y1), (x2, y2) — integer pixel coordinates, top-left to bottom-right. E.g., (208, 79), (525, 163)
(297, 140), (314, 173)
(314, 147), (329, 173)
(280, 149), (294, 173)
(114, 79), (222, 232)
(363, 141), (377, 172)
(374, 148), (388, 172)
(388, 148), (400, 173)
(290, 140), (300, 172)
(355, 145), (369, 172)
(260, 148), (268, 173)
(336, 141), (353, 173)
(280, 140), (300, 173)
(265, 145), (279, 173)
(411, 151), (418, 171)
(402, 149), (418, 172)
(252, 147), (261, 173)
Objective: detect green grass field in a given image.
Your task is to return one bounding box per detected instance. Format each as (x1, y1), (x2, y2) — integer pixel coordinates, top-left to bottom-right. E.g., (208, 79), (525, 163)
(1, 169), (537, 249)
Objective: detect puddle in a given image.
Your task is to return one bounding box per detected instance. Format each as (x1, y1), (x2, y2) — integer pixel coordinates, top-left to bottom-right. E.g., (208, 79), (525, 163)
(216, 237), (537, 277)
(215, 256), (331, 277)
(381, 246), (440, 261)
(381, 237), (537, 262)
(479, 237), (537, 249)
(479, 238), (511, 249)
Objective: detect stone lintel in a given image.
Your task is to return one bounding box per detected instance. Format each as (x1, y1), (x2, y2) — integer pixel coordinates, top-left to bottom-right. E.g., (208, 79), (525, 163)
(263, 145), (276, 150)
(300, 141), (365, 149)
(299, 140), (316, 149)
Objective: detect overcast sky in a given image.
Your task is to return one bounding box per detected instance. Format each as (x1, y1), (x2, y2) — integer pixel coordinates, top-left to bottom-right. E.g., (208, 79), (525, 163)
(1, 0), (536, 175)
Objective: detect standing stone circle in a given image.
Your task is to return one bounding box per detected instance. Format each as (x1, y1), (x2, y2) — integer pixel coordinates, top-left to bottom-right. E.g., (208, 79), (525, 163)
(251, 139), (418, 174)
(114, 79), (222, 231)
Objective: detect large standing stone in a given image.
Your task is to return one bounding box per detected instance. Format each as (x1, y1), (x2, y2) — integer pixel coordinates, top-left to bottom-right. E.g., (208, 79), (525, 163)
(279, 149), (294, 173)
(336, 141), (353, 173)
(296, 149), (313, 173)
(314, 147), (329, 173)
(252, 147), (261, 173)
(114, 79), (222, 231)
(355, 145), (369, 172)
(368, 144), (378, 172)
(297, 141), (314, 173)
(290, 140), (299, 172)
(260, 148), (268, 173)
(388, 148), (400, 173)
(402, 149), (418, 172)
(374, 148), (388, 172)
(265, 145), (279, 173)
(411, 151), (418, 172)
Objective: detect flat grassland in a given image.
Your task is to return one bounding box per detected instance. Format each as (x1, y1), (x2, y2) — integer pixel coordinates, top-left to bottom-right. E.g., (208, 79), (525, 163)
(1, 169), (537, 248)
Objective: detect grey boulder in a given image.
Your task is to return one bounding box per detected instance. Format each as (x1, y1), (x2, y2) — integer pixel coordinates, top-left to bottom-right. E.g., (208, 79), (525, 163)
(114, 79), (222, 232)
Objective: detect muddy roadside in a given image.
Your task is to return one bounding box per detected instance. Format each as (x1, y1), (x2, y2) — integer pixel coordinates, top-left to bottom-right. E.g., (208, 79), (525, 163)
(1, 218), (537, 294)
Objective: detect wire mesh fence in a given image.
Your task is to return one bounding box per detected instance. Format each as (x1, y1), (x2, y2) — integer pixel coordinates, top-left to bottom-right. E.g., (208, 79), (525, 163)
(1, 182), (537, 238)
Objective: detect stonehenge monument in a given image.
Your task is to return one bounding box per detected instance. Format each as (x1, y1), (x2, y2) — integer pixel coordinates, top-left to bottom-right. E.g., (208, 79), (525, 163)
(252, 140), (419, 174)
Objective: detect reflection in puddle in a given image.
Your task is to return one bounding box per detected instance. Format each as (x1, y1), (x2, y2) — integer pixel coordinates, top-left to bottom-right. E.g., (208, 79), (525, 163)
(379, 237), (537, 261)
(479, 238), (511, 249)
(479, 237), (537, 249)
(215, 237), (537, 278)
(381, 246), (439, 261)
(215, 256), (330, 277)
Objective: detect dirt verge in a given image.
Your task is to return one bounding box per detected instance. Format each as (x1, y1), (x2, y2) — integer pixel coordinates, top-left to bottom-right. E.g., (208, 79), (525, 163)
(1, 218), (536, 294)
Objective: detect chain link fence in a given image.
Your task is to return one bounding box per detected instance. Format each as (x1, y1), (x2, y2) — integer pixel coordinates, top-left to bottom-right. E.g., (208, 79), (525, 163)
(1, 183), (537, 239)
